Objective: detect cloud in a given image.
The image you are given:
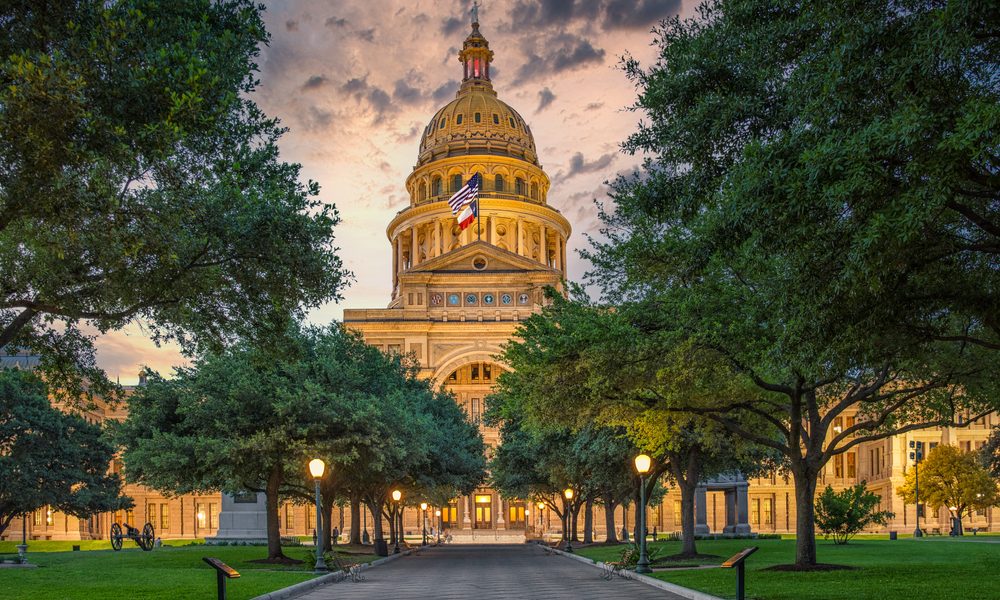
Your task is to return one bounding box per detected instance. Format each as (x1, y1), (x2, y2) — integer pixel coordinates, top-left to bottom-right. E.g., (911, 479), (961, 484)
(553, 151), (617, 183)
(302, 75), (329, 90)
(514, 34), (605, 85)
(356, 28), (375, 42)
(325, 16), (349, 28)
(585, 102), (604, 111)
(339, 75), (393, 122)
(536, 87), (556, 112)
(285, 20), (299, 32)
(441, 16), (464, 36)
(432, 79), (460, 103)
(508, 0), (602, 30)
(393, 79), (423, 105)
(603, 0), (681, 29)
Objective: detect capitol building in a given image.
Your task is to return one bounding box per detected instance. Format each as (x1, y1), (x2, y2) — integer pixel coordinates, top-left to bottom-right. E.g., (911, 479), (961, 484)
(3, 16), (996, 544)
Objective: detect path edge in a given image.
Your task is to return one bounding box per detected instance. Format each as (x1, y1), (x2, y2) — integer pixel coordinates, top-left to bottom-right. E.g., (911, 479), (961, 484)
(250, 545), (433, 600)
(544, 546), (724, 600)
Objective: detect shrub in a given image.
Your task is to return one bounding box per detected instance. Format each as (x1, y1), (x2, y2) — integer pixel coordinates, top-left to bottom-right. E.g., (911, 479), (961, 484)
(815, 483), (894, 544)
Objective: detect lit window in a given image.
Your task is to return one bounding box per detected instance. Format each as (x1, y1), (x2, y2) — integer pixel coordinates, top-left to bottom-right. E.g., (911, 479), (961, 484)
(160, 503), (170, 531)
(846, 453), (856, 478)
(471, 365), (480, 380)
(834, 455), (844, 478)
(197, 504), (207, 529)
(452, 174), (463, 192)
(483, 364), (492, 380)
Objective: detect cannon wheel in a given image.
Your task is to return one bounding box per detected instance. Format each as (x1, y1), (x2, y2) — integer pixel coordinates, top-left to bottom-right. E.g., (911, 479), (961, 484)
(138, 522), (155, 551)
(110, 523), (123, 551)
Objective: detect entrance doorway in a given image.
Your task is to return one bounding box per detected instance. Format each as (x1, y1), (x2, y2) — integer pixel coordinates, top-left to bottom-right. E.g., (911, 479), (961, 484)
(508, 501), (526, 529)
(474, 495), (492, 529)
(442, 502), (459, 529)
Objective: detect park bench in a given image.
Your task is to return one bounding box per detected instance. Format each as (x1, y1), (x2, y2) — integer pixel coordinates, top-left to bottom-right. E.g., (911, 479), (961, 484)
(600, 560), (628, 580)
(329, 553), (365, 582)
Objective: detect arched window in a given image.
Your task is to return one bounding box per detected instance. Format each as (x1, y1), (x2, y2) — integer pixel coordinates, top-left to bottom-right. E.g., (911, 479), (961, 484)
(509, 116), (516, 128)
(530, 182), (539, 200)
(456, 114), (463, 125)
(418, 181), (427, 202)
(493, 114), (500, 125)
(439, 118), (446, 129)
(475, 112), (481, 123)
(431, 176), (442, 197)
(494, 174), (505, 192)
(515, 177), (525, 195)
(452, 174), (463, 192)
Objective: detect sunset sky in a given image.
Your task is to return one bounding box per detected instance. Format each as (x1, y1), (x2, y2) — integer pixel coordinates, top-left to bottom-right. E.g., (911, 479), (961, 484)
(97, 0), (694, 383)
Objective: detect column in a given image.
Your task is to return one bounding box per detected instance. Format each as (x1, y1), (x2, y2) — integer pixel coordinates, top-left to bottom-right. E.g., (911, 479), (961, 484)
(735, 483), (752, 534)
(489, 214), (497, 246)
(496, 497), (506, 530)
(539, 224), (546, 265)
(391, 237), (399, 295)
(434, 220), (442, 257)
(560, 237), (567, 274)
(396, 234), (404, 276)
(695, 487), (710, 535)
(463, 496), (472, 530)
(723, 490), (737, 533)
(411, 225), (419, 267)
(516, 217), (524, 256)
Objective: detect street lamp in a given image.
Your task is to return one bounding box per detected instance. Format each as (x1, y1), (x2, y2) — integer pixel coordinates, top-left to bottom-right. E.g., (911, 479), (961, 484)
(435, 509), (442, 543)
(420, 502), (428, 546)
(564, 488), (574, 553)
(949, 505), (960, 536)
(909, 441), (924, 537)
(537, 502), (546, 533)
(391, 489), (402, 554)
(308, 459), (328, 572)
(634, 454), (652, 574)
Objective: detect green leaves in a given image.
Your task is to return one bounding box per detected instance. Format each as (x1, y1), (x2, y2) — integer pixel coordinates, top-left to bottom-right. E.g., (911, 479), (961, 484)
(0, 370), (128, 537)
(815, 483), (894, 545)
(0, 0), (348, 396)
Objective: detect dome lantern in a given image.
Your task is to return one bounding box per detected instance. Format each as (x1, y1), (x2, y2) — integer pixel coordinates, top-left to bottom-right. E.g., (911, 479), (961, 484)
(458, 2), (494, 92)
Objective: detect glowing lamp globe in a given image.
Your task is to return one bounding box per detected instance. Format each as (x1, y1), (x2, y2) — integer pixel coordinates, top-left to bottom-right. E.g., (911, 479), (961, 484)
(308, 458), (325, 479)
(634, 454), (652, 475)
(564, 488), (573, 500)
(392, 489), (402, 502)
(420, 502), (428, 511)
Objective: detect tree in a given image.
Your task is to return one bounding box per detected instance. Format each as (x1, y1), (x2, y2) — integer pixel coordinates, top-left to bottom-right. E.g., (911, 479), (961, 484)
(0, 369), (128, 537)
(980, 427), (1000, 479)
(585, 0), (1000, 567)
(897, 444), (999, 534)
(815, 483), (893, 545)
(0, 1), (347, 398)
(117, 323), (369, 560)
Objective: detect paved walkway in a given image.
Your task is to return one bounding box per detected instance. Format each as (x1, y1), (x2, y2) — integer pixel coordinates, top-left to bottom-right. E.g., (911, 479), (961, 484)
(296, 544), (688, 600)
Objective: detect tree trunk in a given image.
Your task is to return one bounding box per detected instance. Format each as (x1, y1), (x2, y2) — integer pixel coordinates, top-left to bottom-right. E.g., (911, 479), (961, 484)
(264, 466), (286, 560)
(571, 502), (582, 541)
(603, 500), (618, 544)
(387, 506), (396, 544)
(349, 495), (361, 545)
(370, 500), (384, 541)
(678, 478), (698, 557)
(583, 499), (594, 544)
(792, 467), (819, 567)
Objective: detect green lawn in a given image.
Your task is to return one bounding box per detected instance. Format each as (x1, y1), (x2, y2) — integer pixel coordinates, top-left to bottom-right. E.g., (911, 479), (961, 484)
(577, 537), (1000, 600)
(0, 540), (379, 600)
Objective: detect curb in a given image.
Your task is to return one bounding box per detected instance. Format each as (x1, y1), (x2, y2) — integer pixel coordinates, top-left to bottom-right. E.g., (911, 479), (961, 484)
(250, 545), (432, 600)
(543, 546), (724, 600)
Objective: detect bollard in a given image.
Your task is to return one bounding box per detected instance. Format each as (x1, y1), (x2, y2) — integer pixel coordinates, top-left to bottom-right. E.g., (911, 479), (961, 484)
(721, 547), (758, 600)
(203, 557), (240, 600)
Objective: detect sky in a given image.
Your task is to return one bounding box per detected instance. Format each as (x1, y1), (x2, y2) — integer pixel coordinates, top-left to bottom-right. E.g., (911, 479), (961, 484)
(96, 0), (695, 383)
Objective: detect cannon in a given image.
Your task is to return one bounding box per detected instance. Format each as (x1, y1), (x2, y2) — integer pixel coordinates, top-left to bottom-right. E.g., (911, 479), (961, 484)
(110, 522), (155, 551)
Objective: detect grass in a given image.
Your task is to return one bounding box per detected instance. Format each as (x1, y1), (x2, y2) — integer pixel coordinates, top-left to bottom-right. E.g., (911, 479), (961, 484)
(0, 540), (380, 600)
(576, 537), (1000, 600)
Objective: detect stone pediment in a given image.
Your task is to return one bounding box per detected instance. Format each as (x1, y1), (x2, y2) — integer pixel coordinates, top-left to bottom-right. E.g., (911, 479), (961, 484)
(409, 241), (555, 274)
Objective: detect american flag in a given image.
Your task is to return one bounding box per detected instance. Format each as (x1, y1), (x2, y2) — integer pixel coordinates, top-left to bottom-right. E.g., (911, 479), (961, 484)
(447, 173), (480, 214)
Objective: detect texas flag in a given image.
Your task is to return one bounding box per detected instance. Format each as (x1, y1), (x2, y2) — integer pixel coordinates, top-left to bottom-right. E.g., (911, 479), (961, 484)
(457, 197), (478, 230)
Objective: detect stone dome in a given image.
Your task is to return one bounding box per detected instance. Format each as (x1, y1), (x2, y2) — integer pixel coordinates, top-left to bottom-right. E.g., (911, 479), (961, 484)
(417, 90), (539, 167)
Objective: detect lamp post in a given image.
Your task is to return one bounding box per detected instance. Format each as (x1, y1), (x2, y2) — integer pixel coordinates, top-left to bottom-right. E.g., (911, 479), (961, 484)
(420, 502), (428, 546)
(909, 441), (924, 537)
(308, 459), (328, 572)
(634, 454), (652, 574)
(391, 490), (402, 554)
(435, 510), (442, 543)
(949, 505), (960, 536)
(537, 502), (546, 534)
(563, 488), (574, 553)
